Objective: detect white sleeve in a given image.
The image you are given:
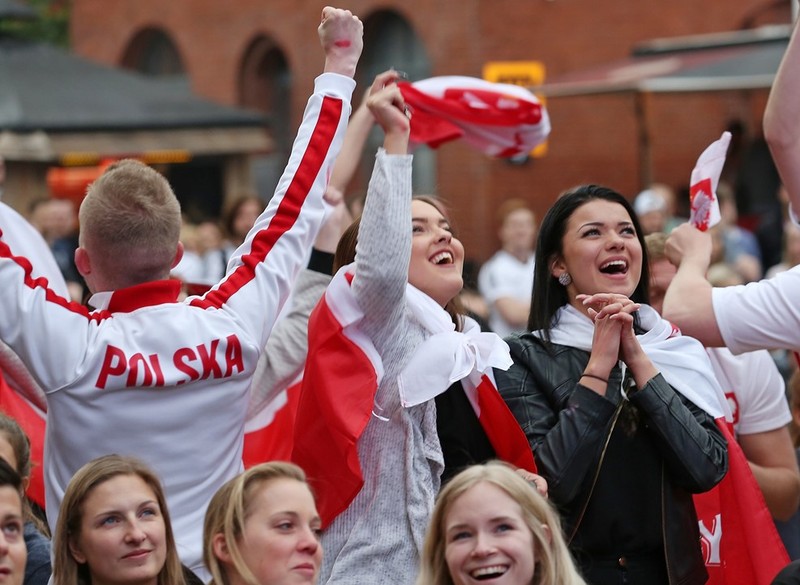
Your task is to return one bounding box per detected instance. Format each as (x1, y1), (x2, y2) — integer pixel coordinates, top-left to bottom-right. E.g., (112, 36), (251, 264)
(713, 266), (800, 354)
(190, 73), (355, 348)
(708, 348), (791, 435)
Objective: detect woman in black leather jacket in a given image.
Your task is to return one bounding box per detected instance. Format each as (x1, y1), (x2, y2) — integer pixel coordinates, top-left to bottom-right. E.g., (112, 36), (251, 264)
(495, 185), (729, 585)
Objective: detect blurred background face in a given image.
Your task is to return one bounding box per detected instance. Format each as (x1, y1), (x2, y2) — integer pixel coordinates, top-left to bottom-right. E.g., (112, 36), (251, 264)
(648, 258), (677, 314)
(500, 208), (537, 255)
(637, 210), (666, 236)
(232, 199), (263, 242)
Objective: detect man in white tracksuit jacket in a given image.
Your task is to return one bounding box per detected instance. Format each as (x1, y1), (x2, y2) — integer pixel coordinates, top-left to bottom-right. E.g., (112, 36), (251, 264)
(0, 8), (363, 579)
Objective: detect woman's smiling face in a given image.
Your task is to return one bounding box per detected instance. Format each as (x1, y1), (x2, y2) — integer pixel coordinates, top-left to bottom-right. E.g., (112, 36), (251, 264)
(444, 481), (536, 585)
(551, 199), (643, 311)
(408, 199), (465, 307)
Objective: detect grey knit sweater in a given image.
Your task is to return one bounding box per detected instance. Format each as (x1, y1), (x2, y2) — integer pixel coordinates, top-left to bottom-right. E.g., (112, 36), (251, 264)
(320, 150), (443, 585)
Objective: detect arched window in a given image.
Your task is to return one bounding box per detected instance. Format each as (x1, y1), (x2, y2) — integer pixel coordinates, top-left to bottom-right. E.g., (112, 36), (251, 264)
(121, 28), (185, 78)
(360, 10), (434, 194)
(238, 36), (291, 199)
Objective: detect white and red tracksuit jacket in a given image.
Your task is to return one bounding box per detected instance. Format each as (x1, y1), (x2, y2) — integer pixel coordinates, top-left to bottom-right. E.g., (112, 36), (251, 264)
(0, 72), (354, 578)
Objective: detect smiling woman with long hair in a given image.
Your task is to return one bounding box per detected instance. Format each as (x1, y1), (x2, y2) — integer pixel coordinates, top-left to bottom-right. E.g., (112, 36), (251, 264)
(417, 462), (585, 585)
(52, 455), (187, 585)
(290, 73), (534, 585)
(495, 185), (729, 585)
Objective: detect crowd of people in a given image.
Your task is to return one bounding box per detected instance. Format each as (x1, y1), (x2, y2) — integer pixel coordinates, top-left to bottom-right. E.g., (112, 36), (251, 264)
(2, 6), (800, 585)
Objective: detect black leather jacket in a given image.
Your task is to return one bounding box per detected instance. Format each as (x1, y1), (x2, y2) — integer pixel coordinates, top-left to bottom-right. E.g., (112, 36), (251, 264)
(496, 334), (729, 585)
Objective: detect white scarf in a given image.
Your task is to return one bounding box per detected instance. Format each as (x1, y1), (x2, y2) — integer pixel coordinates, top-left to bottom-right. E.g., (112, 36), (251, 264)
(543, 303), (730, 420)
(397, 284), (512, 407)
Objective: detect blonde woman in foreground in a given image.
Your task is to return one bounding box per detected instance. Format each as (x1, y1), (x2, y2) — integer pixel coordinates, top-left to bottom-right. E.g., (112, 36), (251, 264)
(203, 462), (321, 585)
(417, 462), (585, 585)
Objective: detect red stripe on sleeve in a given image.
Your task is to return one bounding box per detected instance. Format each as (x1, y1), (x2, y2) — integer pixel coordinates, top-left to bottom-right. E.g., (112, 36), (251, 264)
(0, 239), (106, 322)
(191, 96), (343, 310)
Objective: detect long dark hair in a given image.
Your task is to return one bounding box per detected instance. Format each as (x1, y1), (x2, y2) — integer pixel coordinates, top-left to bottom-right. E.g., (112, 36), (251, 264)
(334, 195), (465, 332)
(529, 184), (650, 341)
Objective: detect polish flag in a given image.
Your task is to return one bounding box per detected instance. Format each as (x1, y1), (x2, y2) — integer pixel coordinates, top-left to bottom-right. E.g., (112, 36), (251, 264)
(693, 420), (789, 585)
(243, 377), (303, 465)
(0, 375), (45, 507)
(689, 132), (731, 232)
(291, 270), (536, 527)
(398, 76), (550, 158)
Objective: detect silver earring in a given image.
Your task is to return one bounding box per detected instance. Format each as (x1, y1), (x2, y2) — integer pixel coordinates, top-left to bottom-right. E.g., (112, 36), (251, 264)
(558, 273), (572, 286)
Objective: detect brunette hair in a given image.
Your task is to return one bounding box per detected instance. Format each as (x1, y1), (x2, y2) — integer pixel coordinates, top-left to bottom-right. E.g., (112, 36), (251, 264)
(417, 462), (586, 585)
(53, 455), (185, 585)
(222, 195), (265, 243)
(529, 185), (650, 340)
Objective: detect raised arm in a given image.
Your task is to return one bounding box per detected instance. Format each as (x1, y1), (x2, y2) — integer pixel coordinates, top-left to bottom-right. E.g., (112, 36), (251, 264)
(200, 7), (362, 348)
(764, 16), (800, 215)
(349, 76), (413, 343)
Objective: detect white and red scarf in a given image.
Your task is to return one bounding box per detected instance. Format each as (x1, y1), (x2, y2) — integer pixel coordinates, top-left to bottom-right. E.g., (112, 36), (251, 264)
(291, 265), (537, 527)
(546, 304), (788, 585)
(398, 76), (550, 158)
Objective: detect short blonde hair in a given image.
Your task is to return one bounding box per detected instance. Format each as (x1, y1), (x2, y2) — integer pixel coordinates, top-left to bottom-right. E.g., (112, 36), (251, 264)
(53, 455), (185, 585)
(417, 462), (586, 585)
(203, 462), (311, 585)
(79, 159), (181, 286)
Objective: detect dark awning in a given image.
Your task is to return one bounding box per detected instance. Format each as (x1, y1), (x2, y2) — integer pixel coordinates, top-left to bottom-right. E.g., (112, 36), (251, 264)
(0, 37), (268, 132)
(535, 24), (791, 97)
(0, 0), (36, 20)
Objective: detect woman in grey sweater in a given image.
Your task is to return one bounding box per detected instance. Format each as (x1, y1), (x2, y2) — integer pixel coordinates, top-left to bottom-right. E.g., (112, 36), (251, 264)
(292, 72), (531, 585)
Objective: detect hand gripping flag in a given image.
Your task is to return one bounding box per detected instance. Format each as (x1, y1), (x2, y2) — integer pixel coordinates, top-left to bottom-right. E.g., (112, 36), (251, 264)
(689, 131), (731, 231)
(291, 267), (536, 527)
(398, 76), (551, 158)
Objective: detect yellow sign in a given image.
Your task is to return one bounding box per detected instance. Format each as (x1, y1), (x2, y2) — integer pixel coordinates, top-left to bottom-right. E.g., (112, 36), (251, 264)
(482, 61), (547, 158)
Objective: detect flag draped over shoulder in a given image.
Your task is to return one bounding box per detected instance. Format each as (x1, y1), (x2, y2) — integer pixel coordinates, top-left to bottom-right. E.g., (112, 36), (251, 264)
(398, 76), (550, 158)
(291, 267), (535, 527)
(689, 131), (731, 231)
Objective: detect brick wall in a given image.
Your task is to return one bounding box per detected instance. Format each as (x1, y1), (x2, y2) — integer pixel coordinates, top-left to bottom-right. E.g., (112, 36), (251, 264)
(70, 0), (785, 260)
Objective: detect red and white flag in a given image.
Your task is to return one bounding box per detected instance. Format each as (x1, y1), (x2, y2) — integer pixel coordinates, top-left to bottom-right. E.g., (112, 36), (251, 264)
(689, 131), (731, 232)
(398, 76), (550, 158)
(291, 268), (536, 527)
(242, 376), (303, 466)
(694, 420), (789, 585)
